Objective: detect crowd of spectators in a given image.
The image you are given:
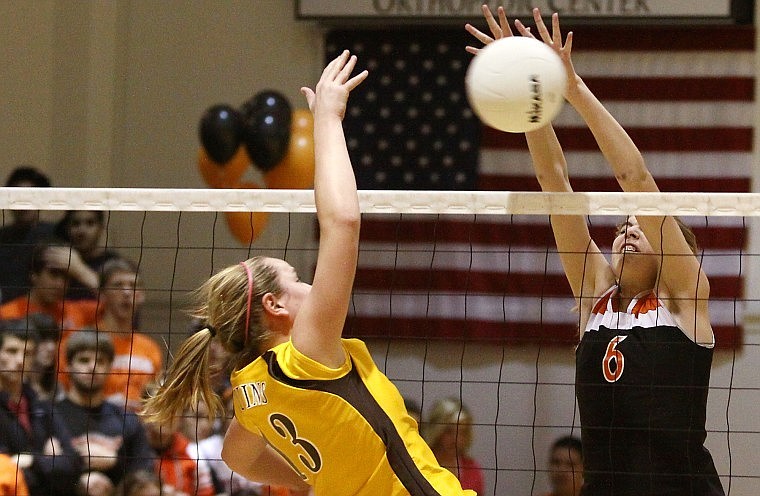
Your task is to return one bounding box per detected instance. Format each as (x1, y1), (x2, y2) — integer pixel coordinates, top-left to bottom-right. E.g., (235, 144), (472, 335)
(1, 166), (582, 496)
(0, 166), (292, 496)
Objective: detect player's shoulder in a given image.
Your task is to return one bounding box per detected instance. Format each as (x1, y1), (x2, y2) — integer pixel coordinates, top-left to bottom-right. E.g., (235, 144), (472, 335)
(341, 337), (370, 355)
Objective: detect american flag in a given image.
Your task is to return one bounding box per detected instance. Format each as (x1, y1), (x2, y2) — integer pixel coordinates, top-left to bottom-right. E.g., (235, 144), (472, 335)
(328, 24), (753, 348)
(327, 29), (480, 190)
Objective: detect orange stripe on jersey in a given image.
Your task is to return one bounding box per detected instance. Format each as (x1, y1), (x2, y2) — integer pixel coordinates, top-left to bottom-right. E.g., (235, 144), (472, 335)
(631, 292), (660, 317)
(591, 287), (615, 315)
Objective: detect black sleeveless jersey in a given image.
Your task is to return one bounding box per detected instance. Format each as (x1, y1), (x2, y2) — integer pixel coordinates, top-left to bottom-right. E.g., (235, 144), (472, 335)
(576, 287), (724, 496)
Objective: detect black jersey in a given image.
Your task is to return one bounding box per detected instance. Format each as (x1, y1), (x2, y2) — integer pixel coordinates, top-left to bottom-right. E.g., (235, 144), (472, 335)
(576, 286), (724, 496)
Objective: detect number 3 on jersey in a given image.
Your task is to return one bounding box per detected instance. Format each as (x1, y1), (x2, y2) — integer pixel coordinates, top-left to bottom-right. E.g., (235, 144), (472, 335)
(602, 335), (628, 383)
(269, 413), (322, 476)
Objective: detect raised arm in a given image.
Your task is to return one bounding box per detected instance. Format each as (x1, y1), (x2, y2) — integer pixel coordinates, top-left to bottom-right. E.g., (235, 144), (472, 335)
(467, 5), (612, 309)
(290, 51), (368, 367)
(529, 9), (711, 341)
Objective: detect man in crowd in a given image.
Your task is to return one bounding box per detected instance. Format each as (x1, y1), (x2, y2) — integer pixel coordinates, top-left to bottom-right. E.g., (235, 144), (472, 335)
(59, 257), (163, 412)
(0, 320), (81, 496)
(0, 166), (55, 304)
(56, 330), (156, 495)
(0, 244), (97, 330)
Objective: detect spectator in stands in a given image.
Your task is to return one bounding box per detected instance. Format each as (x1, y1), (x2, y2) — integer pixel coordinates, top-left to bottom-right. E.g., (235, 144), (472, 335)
(0, 452), (30, 496)
(185, 394), (264, 496)
(54, 210), (121, 300)
(97, 258), (163, 410)
(56, 330), (156, 495)
(543, 435), (583, 496)
(112, 469), (162, 496)
(59, 257), (163, 411)
(0, 320), (82, 496)
(2, 314), (62, 402)
(0, 166), (56, 304)
(0, 243), (98, 330)
(423, 397), (485, 495)
(182, 396), (217, 447)
(142, 381), (215, 496)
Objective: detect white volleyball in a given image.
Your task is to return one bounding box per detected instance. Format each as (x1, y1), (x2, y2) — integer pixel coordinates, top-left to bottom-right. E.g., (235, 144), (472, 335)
(465, 36), (567, 133)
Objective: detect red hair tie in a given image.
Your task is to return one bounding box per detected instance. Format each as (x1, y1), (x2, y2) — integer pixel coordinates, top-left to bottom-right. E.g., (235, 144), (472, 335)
(239, 262), (254, 345)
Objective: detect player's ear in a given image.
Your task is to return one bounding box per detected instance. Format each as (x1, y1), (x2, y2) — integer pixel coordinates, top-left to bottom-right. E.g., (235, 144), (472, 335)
(261, 293), (285, 317)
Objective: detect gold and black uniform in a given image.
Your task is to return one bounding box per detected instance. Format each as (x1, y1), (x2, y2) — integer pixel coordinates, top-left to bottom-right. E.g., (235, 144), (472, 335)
(231, 338), (476, 496)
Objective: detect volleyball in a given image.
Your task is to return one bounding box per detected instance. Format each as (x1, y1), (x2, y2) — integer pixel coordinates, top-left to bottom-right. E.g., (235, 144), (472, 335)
(465, 36), (567, 133)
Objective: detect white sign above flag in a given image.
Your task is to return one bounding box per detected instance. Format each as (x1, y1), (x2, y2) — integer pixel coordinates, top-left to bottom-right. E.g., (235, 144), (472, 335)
(296, 0), (736, 22)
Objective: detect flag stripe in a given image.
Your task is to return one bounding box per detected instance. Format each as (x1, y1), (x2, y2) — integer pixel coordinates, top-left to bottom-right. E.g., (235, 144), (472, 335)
(345, 317), (742, 348)
(482, 127), (753, 152)
(554, 25), (754, 51)
(359, 219), (746, 250)
(479, 151), (751, 178)
(354, 268), (742, 298)
(477, 175), (750, 192)
(551, 102), (754, 127)
(357, 244), (744, 277)
(573, 52), (754, 77)
(348, 294), (739, 324)
(584, 76), (754, 101)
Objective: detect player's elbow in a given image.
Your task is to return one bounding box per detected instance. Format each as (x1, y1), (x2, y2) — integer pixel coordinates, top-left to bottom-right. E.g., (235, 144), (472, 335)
(221, 441), (253, 477)
(614, 158), (652, 191)
(220, 443), (238, 471)
(322, 210), (361, 238)
(535, 171), (572, 192)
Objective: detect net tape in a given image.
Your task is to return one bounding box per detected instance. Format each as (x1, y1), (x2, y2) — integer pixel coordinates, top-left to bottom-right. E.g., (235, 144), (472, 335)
(1, 187), (759, 216)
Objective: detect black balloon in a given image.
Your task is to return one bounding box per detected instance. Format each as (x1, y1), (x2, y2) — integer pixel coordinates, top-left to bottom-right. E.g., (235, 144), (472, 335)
(241, 90), (292, 172)
(199, 104), (243, 164)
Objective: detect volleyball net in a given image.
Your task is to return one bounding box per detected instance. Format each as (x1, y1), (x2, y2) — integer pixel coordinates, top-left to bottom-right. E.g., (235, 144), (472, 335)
(1, 187), (758, 495)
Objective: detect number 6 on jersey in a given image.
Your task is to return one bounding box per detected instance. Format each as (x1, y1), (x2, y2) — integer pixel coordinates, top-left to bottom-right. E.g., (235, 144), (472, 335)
(602, 335), (628, 383)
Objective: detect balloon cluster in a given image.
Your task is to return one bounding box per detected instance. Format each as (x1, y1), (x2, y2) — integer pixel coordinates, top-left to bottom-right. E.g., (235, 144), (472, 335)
(197, 91), (315, 244)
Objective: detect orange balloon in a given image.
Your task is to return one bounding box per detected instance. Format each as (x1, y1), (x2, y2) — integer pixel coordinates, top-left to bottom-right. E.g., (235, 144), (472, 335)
(198, 146), (250, 188)
(291, 108), (313, 133)
(264, 110), (315, 189)
(225, 181), (270, 244)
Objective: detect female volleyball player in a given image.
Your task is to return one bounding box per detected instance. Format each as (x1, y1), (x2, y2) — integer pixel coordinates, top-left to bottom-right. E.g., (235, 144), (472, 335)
(142, 51), (476, 496)
(467, 6), (724, 496)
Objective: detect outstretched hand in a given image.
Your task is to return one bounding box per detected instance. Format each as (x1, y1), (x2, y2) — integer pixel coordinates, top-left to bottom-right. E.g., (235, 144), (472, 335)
(465, 6), (578, 98)
(301, 50), (368, 120)
(517, 8), (578, 97)
(464, 4), (516, 54)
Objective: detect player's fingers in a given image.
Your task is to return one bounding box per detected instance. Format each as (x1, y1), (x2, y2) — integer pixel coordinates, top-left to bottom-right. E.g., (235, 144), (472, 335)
(345, 70), (369, 91)
(496, 7), (513, 37)
(565, 31), (574, 53)
(337, 54), (358, 82)
(551, 12), (563, 46)
(325, 50), (349, 79)
(465, 23), (494, 45)
(514, 20), (534, 39)
(482, 4), (503, 38)
(532, 8), (552, 44)
(300, 87), (316, 110)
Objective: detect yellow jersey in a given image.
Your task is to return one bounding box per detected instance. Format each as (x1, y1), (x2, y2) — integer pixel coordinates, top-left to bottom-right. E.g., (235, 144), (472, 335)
(230, 338), (476, 496)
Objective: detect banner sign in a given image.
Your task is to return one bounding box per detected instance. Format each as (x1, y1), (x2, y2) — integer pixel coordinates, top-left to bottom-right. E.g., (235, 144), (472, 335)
(296, 1), (742, 23)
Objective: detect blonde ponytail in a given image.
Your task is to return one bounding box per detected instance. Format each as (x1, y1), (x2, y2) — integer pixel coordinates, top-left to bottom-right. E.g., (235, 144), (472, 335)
(141, 327), (223, 424)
